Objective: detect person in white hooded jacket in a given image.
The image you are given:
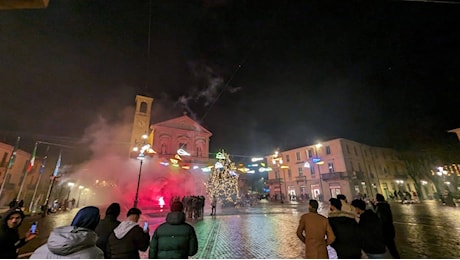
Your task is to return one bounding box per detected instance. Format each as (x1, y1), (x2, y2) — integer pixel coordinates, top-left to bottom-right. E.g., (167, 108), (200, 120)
(106, 207), (150, 259)
(30, 206), (104, 259)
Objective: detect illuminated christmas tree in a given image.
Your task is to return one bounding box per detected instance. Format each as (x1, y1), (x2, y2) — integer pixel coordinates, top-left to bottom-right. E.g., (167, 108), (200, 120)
(205, 150), (240, 207)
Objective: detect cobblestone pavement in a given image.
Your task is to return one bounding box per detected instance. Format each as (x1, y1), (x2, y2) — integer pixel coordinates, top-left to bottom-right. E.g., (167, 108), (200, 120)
(143, 201), (329, 259)
(192, 212), (304, 258)
(15, 199), (460, 259)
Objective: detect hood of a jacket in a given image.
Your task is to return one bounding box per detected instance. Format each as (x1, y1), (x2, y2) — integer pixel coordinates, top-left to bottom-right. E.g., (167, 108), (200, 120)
(1, 207), (25, 228)
(46, 226), (97, 256)
(165, 211), (186, 225)
(113, 220), (138, 239)
(328, 210), (356, 219)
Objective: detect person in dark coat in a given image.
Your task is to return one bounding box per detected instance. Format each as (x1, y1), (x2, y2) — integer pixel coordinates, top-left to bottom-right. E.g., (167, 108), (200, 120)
(351, 199), (386, 259)
(106, 207), (150, 259)
(0, 207), (37, 258)
(373, 193), (400, 258)
(149, 201), (198, 259)
(95, 202), (121, 258)
(328, 198), (361, 259)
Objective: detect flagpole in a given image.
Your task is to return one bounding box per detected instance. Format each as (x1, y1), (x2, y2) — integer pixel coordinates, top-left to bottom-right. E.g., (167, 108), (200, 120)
(29, 145), (49, 213)
(0, 136), (20, 200)
(17, 141), (38, 202)
(43, 150), (62, 216)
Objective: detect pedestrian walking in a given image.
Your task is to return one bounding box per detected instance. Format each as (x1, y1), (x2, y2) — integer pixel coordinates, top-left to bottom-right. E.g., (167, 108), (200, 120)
(373, 193), (400, 258)
(106, 207), (150, 258)
(30, 206), (103, 259)
(95, 202), (121, 258)
(328, 198), (361, 259)
(351, 199), (386, 259)
(0, 207), (37, 259)
(296, 199), (336, 259)
(210, 196), (217, 216)
(149, 201), (198, 259)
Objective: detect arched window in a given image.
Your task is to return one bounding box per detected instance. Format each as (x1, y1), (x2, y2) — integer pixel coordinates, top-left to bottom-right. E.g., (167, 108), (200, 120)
(140, 102), (148, 113)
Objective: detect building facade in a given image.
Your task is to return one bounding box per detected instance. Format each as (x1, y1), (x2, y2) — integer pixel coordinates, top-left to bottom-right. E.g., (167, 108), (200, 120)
(266, 138), (437, 202)
(0, 142), (50, 209)
(150, 114), (213, 166)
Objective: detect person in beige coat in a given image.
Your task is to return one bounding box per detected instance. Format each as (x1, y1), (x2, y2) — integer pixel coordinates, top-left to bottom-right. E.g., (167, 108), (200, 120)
(297, 200), (336, 259)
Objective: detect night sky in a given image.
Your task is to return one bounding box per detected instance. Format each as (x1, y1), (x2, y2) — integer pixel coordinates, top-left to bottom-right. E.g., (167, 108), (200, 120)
(1, 0), (459, 162)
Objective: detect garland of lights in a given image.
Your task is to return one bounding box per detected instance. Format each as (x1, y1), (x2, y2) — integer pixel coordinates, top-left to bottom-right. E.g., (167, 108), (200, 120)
(205, 150), (240, 207)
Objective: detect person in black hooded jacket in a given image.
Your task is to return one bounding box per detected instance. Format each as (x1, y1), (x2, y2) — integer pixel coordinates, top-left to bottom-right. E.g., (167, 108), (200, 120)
(0, 207), (37, 258)
(328, 198), (361, 259)
(95, 202), (121, 258)
(373, 193), (400, 258)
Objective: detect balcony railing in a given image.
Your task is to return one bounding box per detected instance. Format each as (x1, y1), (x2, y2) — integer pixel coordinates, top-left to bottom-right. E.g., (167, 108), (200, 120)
(321, 172), (348, 181)
(295, 175), (306, 183)
(351, 171), (365, 179)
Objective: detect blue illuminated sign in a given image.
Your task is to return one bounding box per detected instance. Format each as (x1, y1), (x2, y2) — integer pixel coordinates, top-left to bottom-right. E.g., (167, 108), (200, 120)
(312, 158), (321, 163)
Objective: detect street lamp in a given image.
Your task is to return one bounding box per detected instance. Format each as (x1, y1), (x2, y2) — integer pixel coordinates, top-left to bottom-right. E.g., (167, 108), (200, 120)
(131, 133), (156, 208)
(313, 143), (324, 201)
(272, 150), (285, 203)
(76, 185), (84, 208)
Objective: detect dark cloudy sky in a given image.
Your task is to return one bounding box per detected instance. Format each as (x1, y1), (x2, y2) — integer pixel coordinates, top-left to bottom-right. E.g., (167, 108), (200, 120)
(1, 0), (459, 161)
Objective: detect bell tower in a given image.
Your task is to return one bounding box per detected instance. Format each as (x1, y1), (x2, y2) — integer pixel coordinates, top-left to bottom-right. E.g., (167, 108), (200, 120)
(130, 95), (154, 151)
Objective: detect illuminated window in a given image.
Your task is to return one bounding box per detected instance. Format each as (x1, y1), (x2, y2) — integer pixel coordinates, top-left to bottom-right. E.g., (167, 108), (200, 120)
(328, 162), (334, 173)
(326, 146), (331, 155)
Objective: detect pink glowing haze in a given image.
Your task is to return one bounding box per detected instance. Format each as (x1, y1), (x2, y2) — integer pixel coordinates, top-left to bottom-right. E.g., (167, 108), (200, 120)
(67, 107), (208, 211)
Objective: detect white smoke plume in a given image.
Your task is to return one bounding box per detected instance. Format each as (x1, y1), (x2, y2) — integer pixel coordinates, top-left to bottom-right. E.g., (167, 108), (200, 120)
(177, 60), (242, 120)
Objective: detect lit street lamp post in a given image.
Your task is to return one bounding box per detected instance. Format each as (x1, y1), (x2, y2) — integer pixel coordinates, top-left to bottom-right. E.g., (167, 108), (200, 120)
(314, 143), (324, 201)
(131, 134), (155, 208)
(272, 150), (285, 203)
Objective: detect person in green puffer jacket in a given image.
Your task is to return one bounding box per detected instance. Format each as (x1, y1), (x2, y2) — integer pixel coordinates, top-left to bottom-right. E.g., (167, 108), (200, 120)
(149, 201), (198, 259)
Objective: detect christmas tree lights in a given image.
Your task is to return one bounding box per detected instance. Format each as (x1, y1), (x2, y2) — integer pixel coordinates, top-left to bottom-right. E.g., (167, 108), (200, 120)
(205, 150), (240, 207)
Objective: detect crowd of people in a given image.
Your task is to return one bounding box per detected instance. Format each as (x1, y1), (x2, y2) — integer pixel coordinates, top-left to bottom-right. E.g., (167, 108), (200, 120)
(179, 195), (206, 219)
(0, 200), (198, 259)
(1, 192), (401, 259)
(296, 193), (401, 259)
